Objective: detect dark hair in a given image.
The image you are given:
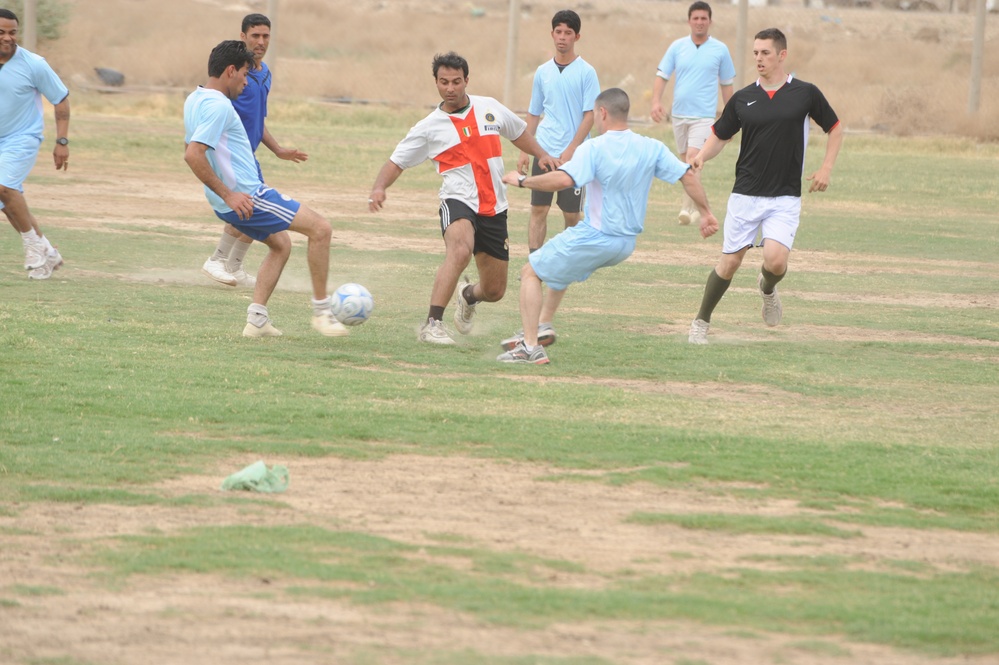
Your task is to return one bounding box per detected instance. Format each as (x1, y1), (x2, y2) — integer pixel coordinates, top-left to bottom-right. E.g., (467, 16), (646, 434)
(208, 40), (255, 78)
(688, 1), (712, 18)
(551, 9), (581, 33)
(241, 13), (270, 34)
(754, 27), (787, 52)
(0, 8), (19, 23)
(432, 51), (468, 79)
(595, 87), (629, 120)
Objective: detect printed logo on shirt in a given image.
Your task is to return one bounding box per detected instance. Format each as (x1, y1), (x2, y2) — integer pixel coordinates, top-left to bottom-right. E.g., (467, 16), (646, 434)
(462, 127), (471, 137)
(484, 113), (496, 122)
(483, 125), (500, 132)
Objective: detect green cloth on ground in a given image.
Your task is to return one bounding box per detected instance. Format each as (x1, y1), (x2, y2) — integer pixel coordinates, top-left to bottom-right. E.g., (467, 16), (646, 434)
(220, 460), (289, 493)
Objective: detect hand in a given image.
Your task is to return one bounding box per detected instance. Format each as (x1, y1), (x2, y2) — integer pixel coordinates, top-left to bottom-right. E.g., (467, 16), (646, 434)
(53, 145), (69, 171)
(651, 102), (669, 124)
(276, 147), (308, 163)
(501, 170), (523, 187)
(690, 155), (705, 172)
(224, 191), (254, 220)
(806, 168), (831, 193)
(516, 152), (530, 175)
(536, 154), (560, 172)
(699, 211), (719, 239)
(368, 190), (386, 212)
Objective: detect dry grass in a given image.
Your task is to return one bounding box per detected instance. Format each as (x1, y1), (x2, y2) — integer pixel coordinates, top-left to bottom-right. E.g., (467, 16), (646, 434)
(44, 0), (999, 137)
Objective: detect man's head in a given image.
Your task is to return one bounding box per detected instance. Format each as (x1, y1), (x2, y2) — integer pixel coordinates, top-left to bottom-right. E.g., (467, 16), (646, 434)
(432, 52), (469, 111)
(753, 28), (787, 79)
(0, 9), (18, 60)
(687, 2), (712, 40)
(208, 40), (256, 100)
(593, 87), (629, 134)
(551, 9), (582, 57)
(240, 13), (271, 64)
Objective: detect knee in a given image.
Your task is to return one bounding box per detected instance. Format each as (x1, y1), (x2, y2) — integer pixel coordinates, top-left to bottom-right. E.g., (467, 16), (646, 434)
(447, 243), (473, 266)
(479, 279), (506, 302)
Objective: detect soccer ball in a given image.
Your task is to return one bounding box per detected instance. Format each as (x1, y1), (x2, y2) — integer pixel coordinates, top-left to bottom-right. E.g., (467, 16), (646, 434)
(330, 283), (374, 326)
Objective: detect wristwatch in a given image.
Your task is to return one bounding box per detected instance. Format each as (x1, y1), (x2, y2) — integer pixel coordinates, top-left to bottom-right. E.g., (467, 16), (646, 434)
(517, 175), (527, 188)
(55, 137), (69, 146)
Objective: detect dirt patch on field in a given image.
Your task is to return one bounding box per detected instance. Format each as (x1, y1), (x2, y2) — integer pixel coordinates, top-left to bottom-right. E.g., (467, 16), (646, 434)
(4, 454), (998, 665)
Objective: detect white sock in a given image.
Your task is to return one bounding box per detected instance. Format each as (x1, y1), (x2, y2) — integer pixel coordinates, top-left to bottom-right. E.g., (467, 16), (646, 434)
(21, 230), (40, 244)
(247, 303), (269, 327)
(227, 239), (251, 271)
(212, 233), (237, 263)
(311, 296), (332, 317)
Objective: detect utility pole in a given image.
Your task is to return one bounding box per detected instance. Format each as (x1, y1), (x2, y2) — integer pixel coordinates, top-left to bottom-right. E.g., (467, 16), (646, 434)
(22, 0), (37, 51)
(735, 0), (748, 88)
(968, 0), (986, 113)
(504, 0), (521, 108)
(267, 0), (279, 69)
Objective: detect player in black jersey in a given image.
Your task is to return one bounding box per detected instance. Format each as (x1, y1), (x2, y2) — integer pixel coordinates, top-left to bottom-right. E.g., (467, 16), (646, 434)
(687, 27), (843, 344)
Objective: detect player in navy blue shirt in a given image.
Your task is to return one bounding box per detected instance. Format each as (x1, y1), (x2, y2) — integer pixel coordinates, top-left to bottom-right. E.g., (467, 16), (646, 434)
(688, 28), (843, 344)
(201, 14), (309, 289)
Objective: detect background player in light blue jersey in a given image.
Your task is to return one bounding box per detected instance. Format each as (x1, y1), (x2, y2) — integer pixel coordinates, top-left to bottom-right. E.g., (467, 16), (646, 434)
(650, 1), (734, 227)
(184, 40), (347, 339)
(514, 9), (600, 346)
(0, 8), (69, 280)
(499, 88), (719, 364)
(201, 13), (309, 289)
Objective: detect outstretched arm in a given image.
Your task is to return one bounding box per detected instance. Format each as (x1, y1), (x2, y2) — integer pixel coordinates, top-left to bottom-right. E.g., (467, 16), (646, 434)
(511, 130), (559, 173)
(517, 113), (542, 174)
(678, 168), (719, 239)
(502, 169), (574, 193)
(806, 122), (843, 193)
(368, 160), (404, 212)
(261, 126), (308, 162)
(690, 132), (728, 170)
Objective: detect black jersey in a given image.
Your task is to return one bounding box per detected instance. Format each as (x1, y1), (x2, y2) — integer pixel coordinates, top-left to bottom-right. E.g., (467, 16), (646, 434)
(713, 76), (839, 198)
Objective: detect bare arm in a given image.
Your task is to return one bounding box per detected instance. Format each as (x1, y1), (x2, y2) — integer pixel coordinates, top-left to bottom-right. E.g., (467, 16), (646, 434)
(501, 169), (574, 193)
(184, 141), (254, 220)
(561, 110), (593, 162)
(52, 97), (70, 170)
(261, 125), (308, 163)
(806, 122), (844, 193)
(720, 84), (734, 107)
(678, 168), (719, 239)
(690, 132), (729, 170)
(517, 113), (542, 173)
(651, 76), (670, 124)
(511, 129), (559, 173)
(368, 160), (405, 212)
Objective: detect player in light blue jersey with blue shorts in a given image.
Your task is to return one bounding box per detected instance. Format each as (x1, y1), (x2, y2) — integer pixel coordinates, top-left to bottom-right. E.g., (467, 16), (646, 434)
(0, 8), (69, 280)
(184, 40), (347, 339)
(651, 1), (735, 227)
(498, 88), (719, 364)
(201, 13), (311, 289)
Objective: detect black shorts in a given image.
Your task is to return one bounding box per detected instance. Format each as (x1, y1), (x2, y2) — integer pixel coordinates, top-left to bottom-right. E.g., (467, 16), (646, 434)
(438, 199), (510, 261)
(530, 157), (583, 213)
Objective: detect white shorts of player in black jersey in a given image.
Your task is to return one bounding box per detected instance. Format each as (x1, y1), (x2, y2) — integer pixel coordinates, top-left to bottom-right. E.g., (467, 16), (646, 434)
(722, 193), (801, 253)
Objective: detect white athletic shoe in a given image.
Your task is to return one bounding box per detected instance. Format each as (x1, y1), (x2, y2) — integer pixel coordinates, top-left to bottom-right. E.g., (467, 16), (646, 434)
(28, 249), (63, 280)
(758, 273), (783, 327)
(228, 267), (256, 288)
(452, 276), (477, 335)
(419, 318), (456, 345)
(23, 239), (46, 270)
(312, 313), (349, 337)
(677, 208), (692, 226)
(688, 318), (710, 345)
(499, 323), (557, 351)
(243, 320), (283, 338)
(202, 257), (237, 286)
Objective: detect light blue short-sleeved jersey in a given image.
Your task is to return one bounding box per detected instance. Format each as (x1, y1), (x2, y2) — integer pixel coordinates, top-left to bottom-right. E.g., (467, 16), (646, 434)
(0, 47), (69, 140)
(183, 86), (263, 213)
(528, 57), (600, 155)
(656, 36), (735, 119)
(560, 129), (690, 237)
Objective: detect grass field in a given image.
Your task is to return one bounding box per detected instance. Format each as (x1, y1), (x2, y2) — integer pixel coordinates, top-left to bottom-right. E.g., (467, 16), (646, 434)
(1, 94), (998, 665)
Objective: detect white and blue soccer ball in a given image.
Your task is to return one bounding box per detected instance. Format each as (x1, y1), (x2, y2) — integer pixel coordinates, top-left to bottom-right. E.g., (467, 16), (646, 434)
(330, 283), (374, 326)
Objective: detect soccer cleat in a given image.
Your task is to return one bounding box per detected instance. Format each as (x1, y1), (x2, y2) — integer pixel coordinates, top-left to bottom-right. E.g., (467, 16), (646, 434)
(452, 276), (477, 335)
(228, 267), (257, 288)
(243, 320), (283, 338)
(758, 273), (783, 327)
(496, 341), (550, 365)
(311, 313), (350, 337)
(499, 323), (557, 351)
(418, 318), (456, 345)
(23, 239), (46, 270)
(202, 257), (237, 286)
(677, 208), (692, 226)
(688, 318), (710, 345)
(28, 249), (63, 280)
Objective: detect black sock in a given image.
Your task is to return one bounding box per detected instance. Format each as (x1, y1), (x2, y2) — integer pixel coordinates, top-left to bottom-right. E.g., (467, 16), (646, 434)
(760, 266), (785, 294)
(696, 269), (732, 323)
(428, 305), (445, 321)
